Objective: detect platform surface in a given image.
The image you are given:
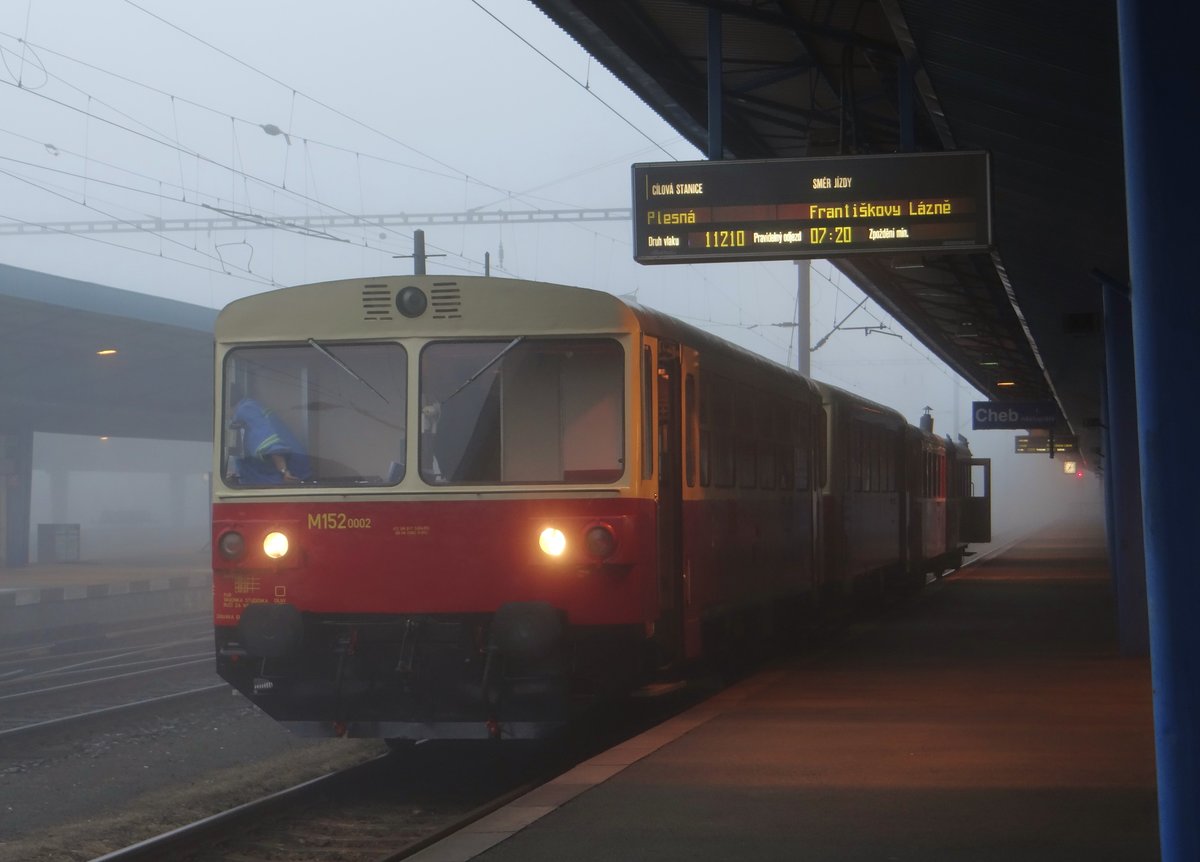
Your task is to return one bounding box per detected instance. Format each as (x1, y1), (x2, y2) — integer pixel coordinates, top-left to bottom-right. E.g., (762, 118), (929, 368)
(0, 552), (207, 591)
(412, 517), (1159, 861)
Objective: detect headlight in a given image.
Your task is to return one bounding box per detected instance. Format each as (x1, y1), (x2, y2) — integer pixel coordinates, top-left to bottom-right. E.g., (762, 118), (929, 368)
(538, 527), (566, 557)
(263, 531), (289, 559)
(218, 531), (245, 560)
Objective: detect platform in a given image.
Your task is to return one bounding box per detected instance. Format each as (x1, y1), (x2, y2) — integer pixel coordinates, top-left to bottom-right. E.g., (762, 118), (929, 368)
(0, 554), (209, 640)
(411, 517), (1160, 861)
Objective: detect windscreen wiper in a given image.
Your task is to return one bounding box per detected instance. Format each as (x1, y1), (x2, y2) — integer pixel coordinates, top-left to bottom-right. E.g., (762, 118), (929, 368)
(307, 338), (389, 403)
(443, 336), (524, 402)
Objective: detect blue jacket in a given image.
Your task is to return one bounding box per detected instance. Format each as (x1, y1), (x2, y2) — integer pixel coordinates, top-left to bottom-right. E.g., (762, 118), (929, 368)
(231, 398), (312, 483)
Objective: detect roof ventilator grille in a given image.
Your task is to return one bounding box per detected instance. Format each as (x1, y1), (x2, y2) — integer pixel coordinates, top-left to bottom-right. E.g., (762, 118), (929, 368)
(430, 282), (463, 320)
(361, 284), (393, 321)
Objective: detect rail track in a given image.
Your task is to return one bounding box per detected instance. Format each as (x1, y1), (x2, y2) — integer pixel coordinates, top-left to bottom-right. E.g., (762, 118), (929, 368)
(89, 679), (716, 862)
(90, 748), (532, 862)
(0, 612), (224, 739)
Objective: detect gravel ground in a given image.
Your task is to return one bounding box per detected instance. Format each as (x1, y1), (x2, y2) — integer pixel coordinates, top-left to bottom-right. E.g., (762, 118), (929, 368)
(0, 689), (383, 862)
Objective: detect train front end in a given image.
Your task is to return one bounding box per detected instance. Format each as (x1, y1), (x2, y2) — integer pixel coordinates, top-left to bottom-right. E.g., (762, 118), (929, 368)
(211, 277), (655, 740)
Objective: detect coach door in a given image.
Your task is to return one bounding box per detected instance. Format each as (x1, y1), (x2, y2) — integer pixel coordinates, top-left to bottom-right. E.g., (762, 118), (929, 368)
(962, 458), (992, 543)
(649, 337), (685, 668)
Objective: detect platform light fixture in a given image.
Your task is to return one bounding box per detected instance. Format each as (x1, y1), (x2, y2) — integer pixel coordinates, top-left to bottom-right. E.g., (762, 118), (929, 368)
(996, 380), (1016, 387)
(96, 348), (117, 356)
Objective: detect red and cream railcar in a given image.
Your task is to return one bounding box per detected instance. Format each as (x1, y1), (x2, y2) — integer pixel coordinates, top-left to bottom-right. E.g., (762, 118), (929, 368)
(212, 276), (822, 739)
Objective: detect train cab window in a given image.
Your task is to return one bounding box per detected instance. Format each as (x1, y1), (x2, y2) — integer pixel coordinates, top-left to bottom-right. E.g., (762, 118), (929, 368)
(419, 338), (624, 485)
(221, 342), (407, 488)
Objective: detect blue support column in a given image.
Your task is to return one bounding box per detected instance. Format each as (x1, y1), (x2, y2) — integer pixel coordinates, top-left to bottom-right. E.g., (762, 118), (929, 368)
(1100, 278), (1148, 657)
(1118, 2), (1200, 858)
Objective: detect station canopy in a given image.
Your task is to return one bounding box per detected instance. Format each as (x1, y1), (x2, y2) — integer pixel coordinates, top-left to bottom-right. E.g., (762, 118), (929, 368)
(0, 262), (215, 442)
(532, 0), (1125, 467)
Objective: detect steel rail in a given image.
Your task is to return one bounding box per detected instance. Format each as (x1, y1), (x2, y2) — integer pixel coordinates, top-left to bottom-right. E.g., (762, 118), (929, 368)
(89, 754), (397, 862)
(0, 649), (213, 686)
(0, 682), (228, 741)
(0, 657), (212, 703)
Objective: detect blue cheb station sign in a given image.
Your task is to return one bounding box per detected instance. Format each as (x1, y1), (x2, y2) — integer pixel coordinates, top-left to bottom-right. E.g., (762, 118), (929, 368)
(972, 400), (1059, 430)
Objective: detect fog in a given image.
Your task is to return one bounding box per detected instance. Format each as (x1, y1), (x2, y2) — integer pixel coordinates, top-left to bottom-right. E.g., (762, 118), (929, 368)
(1, 1), (1101, 564)
(27, 433), (210, 563)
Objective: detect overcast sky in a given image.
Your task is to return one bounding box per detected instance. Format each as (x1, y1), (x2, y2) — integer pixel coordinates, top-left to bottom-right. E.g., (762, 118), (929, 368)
(0, 0), (1097, 521)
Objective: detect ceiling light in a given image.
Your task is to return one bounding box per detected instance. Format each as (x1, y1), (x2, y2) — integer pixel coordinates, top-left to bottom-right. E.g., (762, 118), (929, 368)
(96, 349), (117, 356)
(996, 381), (1016, 387)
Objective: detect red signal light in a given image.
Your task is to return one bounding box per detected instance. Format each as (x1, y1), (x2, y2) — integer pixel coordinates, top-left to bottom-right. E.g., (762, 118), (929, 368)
(1076, 470), (1084, 479)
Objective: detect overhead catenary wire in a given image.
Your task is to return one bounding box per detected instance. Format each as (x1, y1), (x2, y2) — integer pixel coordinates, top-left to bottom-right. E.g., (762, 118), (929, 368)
(2, 8), (826, 345)
(0, 28), (662, 281)
(0, 75), (502, 272)
(467, 0), (676, 161)
(6, 4), (672, 269)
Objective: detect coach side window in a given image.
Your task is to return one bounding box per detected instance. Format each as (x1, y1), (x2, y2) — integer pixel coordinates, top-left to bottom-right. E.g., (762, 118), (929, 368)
(699, 378), (711, 487)
(736, 388), (757, 489)
(867, 426), (877, 491)
(849, 421), (862, 492)
(642, 346), (654, 480)
(780, 404), (796, 491)
(816, 407), (828, 489)
(711, 378), (735, 488)
(757, 393), (776, 490)
(685, 374), (697, 488)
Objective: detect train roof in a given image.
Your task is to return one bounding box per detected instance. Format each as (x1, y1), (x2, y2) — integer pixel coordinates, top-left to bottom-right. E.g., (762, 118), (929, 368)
(623, 297), (821, 396)
(810, 378), (909, 427)
(216, 275), (640, 342)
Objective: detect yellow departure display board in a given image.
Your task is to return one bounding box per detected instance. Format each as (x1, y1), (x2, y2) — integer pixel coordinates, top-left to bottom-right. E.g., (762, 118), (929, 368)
(1014, 435), (1078, 455)
(632, 151), (991, 264)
